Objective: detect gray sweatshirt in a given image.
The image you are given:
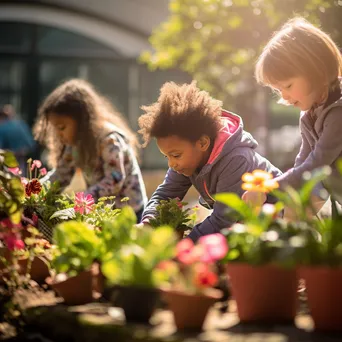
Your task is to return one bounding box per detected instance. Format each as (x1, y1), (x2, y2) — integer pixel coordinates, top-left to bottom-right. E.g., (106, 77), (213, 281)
(275, 82), (342, 197)
(142, 110), (282, 242)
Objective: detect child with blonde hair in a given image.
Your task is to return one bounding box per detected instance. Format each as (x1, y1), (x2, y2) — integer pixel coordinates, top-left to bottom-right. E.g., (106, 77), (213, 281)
(244, 17), (342, 213)
(34, 79), (147, 221)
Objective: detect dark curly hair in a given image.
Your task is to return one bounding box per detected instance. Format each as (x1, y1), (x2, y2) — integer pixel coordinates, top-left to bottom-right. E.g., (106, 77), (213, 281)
(34, 79), (137, 169)
(138, 81), (222, 146)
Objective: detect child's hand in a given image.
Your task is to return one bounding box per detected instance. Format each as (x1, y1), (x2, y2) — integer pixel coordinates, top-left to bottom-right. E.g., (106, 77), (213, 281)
(242, 191), (267, 207)
(134, 223), (146, 229)
(134, 219), (151, 229)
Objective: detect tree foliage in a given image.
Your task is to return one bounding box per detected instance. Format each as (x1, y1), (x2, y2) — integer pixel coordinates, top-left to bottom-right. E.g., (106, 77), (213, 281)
(140, 0), (337, 107)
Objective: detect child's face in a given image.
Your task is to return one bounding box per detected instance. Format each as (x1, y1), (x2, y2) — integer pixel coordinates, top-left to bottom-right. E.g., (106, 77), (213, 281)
(156, 135), (211, 177)
(49, 113), (77, 146)
(273, 76), (322, 111)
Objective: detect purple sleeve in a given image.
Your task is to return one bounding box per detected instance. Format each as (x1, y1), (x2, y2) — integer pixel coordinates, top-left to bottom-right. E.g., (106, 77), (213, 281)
(188, 156), (250, 242)
(142, 168), (192, 221)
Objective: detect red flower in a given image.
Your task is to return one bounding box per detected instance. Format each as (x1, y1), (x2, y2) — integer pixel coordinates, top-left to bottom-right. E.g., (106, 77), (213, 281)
(193, 263), (218, 289)
(25, 179), (42, 196)
(0, 218), (22, 230)
(4, 233), (25, 251)
(74, 192), (95, 215)
(32, 214), (39, 226)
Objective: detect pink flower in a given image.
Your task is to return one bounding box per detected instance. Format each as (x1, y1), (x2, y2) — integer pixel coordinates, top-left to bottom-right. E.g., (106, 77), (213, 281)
(193, 263), (218, 288)
(31, 160), (42, 171)
(198, 233), (228, 263)
(8, 167), (20, 175)
(176, 201), (183, 209)
(74, 192), (95, 215)
(176, 238), (203, 264)
(4, 233), (25, 251)
(21, 177), (28, 186)
(40, 168), (47, 176)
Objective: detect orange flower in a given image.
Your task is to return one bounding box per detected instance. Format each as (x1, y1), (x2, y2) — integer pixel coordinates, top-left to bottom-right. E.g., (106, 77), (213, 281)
(241, 170), (279, 193)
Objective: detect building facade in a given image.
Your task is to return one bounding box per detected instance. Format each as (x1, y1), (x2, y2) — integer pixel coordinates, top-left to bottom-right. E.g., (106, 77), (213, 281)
(0, 0), (190, 168)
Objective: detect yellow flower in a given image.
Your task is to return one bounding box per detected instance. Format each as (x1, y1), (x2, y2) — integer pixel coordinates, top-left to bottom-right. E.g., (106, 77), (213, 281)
(241, 170), (279, 193)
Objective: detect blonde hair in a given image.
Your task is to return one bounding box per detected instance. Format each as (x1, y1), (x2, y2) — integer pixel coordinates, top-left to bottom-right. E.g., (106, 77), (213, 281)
(255, 17), (342, 91)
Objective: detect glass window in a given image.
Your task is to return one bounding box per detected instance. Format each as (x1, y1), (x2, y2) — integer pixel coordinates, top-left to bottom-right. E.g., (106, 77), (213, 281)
(39, 61), (84, 100)
(0, 61), (24, 118)
(38, 26), (121, 57)
(87, 62), (129, 115)
(0, 22), (31, 53)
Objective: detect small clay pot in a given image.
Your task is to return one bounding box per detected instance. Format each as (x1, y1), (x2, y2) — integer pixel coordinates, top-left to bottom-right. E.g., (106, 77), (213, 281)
(46, 270), (93, 305)
(161, 288), (221, 330)
(299, 266), (342, 331)
(227, 263), (298, 323)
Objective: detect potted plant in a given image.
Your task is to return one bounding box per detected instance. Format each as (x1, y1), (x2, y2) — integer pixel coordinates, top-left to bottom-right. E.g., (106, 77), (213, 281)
(47, 220), (103, 305)
(17, 158), (65, 242)
(158, 233), (228, 331)
(148, 197), (198, 239)
(215, 170), (309, 323)
(101, 211), (177, 323)
(0, 151), (51, 285)
(295, 162), (342, 331)
(216, 168), (331, 324)
(0, 149), (25, 224)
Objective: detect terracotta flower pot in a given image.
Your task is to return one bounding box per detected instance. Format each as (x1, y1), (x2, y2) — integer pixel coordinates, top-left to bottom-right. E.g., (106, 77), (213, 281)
(227, 263), (298, 323)
(18, 256), (50, 283)
(91, 261), (104, 295)
(299, 266), (342, 331)
(0, 249), (49, 283)
(109, 285), (160, 323)
(0, 243), (50, 284)
(46, 270), (93, 305)
(161, 288), (221, 330)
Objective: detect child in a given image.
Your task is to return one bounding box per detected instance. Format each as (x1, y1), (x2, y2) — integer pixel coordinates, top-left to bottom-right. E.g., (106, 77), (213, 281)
(34, 79), (147, 221)
(138, 81), (282, 241)
(245, 17), (342, 213)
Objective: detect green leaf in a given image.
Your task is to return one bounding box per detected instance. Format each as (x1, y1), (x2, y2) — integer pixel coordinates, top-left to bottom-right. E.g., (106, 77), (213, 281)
(3, 151), (19, 168)
(215, 192), (254, 220)
(10, 209), (22, 224)
(299, 166), (331, 205)
(132, 255), (153, 288)
(50, 208), (76, 220)
(101, 258), (121, 283)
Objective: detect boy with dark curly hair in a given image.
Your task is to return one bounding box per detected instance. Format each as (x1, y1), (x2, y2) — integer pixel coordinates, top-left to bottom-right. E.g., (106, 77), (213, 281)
(138, 81), (282, 241)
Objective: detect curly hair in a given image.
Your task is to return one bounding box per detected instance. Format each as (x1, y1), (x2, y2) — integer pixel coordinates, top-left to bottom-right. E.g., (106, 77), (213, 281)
(34, 79), (138, 169)
(138, 81), (222, 146)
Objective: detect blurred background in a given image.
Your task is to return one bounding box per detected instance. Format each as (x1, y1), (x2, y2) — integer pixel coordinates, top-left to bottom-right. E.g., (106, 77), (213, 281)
(0, 0), (341, 204)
